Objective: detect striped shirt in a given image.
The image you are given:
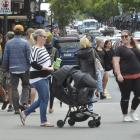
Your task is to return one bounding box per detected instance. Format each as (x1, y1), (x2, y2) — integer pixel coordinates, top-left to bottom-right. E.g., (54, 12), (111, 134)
(30, 46), (51, 83)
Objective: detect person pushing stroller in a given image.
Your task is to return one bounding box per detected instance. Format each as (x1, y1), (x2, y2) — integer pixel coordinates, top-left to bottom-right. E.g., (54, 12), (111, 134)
(76, 36), (97, 112)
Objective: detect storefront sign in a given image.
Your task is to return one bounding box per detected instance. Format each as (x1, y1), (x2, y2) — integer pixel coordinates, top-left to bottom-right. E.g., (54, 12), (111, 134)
(0, 0), (11, 14)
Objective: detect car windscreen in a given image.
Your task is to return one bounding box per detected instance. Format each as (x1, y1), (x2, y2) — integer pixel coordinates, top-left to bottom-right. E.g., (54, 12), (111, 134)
(59, 42), (80, 52)
(84, 22), (98, 28)
(134, 32), (140, 37)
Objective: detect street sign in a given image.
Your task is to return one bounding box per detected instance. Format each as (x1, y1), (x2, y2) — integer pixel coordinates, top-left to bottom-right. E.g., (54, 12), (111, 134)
(0, 0), (11, 14)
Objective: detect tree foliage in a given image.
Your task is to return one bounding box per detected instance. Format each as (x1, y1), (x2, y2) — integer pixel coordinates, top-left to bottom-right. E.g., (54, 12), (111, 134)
(47, 0), (140, 31)
(49, 0), (79, 32)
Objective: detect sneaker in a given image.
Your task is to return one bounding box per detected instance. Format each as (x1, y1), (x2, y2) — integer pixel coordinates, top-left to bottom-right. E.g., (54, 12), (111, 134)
(1, 101), (9, 110)
(130, 112), (139, 121)
(14, 110), (20, 114)
(40, 122), (54, 127)
(49, 108), (54, 113)
(19, 110), (26, 125)
(19, 104), (27, 111)
(7, 105), (14, 112)
(100, 95), (106, 100)
(88, 105), (93, 113)
(123, 115), (133, 122)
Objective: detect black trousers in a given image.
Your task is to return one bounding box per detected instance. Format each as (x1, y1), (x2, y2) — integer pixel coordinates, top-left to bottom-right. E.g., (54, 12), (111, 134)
(117, 77), (140, 114)
(49, 77), (54, 109)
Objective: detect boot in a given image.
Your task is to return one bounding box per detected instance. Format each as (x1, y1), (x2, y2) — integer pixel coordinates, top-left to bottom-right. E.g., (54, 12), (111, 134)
(100, 92), (106, 100)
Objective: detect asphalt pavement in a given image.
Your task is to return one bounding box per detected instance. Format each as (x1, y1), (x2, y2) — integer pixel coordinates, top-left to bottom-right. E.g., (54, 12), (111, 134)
(0, 72), (140, 140)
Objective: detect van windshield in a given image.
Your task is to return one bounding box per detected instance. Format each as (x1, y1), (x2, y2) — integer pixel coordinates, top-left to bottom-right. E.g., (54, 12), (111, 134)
(84, 21), (98, 28)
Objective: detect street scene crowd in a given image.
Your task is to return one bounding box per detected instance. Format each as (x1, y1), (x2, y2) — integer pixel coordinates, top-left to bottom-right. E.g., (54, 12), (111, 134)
(0, 22), (140, 128)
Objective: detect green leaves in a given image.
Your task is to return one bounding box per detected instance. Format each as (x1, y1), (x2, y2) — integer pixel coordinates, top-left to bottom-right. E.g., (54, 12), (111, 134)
(47, 0), (140, 32)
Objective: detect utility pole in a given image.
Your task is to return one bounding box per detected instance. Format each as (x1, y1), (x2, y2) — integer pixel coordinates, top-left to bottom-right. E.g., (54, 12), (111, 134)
(24, 0), (31, 28)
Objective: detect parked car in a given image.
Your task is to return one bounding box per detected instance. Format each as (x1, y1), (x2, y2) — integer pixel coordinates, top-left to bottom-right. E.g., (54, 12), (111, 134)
(133, 31), (140, 42)
(88, 30), (103, 37)
(55, 37), (80, 66)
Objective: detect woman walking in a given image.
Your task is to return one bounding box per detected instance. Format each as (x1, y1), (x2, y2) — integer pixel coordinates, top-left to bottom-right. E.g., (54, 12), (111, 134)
(19, 29), (54, 127)
(103, 40), (114, 96)
(113, 30), (140, 122)
(76, 36), (97, 112)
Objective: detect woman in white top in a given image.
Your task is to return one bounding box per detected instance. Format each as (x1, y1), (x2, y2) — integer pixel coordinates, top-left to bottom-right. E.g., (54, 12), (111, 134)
(19, 29), (54, 127)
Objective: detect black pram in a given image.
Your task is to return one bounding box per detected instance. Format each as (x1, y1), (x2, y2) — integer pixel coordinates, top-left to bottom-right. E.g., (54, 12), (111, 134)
(52, 65), (101, 128)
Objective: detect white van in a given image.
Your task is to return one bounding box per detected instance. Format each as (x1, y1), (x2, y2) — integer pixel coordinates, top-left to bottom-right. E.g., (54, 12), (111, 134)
(78, 19), (99, 34)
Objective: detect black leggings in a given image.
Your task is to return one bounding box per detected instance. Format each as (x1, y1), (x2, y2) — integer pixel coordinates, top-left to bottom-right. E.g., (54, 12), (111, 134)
(117, 78), (140, 114)
(49, 77), (54, 109)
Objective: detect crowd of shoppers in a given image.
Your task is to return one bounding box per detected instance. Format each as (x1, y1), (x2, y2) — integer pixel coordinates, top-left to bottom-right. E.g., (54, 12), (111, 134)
(0, 24), (140, 127)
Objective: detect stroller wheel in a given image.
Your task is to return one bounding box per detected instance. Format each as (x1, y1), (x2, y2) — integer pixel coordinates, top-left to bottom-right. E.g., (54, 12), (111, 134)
(88, 120), (96, 128)
(57, 120), (64, 128)
(95, 120), (101, 127)
(68, 119), (75, 126)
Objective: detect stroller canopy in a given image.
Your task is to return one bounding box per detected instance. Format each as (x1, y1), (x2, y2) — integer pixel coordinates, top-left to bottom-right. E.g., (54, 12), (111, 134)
(53, 65), (97, 88)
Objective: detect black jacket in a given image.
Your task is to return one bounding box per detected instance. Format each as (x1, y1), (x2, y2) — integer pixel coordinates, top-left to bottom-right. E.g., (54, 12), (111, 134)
(76, 47), (97, 80)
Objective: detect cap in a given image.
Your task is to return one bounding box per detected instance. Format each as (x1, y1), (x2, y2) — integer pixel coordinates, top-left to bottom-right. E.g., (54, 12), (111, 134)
(6, 31), (15, 39)
(13, 24), (24, 32)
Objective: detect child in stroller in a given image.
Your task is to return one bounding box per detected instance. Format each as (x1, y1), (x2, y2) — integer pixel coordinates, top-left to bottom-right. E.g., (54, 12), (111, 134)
(52, 65), (101, 128)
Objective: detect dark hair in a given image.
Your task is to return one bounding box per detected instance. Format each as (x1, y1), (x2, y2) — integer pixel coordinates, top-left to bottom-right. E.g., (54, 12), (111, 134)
(14, 30), (23, 35)
(121, 30), (137, 48)
(104, 40), (112, 48)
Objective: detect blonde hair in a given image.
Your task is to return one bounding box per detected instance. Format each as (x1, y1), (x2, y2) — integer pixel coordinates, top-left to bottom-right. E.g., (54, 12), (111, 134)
(80, 37), (92, 48)
(46, 31), (53, 43)
(32, 29), (47, 40)
(29, 33), (35, 46)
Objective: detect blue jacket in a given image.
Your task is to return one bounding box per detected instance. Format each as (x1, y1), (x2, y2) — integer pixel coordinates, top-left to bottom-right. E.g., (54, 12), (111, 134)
(2, 36), (30, 73)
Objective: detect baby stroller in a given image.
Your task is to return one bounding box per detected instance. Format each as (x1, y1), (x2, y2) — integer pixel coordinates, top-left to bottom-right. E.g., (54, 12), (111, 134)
(52, 65), (101, 128)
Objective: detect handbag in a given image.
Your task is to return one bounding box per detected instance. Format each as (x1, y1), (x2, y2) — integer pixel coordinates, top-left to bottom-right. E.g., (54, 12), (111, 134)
(92, 48), (103, 70)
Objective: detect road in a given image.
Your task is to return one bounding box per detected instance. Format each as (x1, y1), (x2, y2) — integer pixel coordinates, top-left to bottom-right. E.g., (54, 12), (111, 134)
(0, 72), (140, 140)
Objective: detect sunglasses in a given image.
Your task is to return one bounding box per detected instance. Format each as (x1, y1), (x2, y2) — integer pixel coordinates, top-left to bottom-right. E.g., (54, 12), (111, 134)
(121, 35), (129, 39)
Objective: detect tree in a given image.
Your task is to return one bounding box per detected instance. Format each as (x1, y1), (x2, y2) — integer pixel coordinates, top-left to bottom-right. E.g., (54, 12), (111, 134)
(47, 0), (140, 33)
(49, 0), (79, 35)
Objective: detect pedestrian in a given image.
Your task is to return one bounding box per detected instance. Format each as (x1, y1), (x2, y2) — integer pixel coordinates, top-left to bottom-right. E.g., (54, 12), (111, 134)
(19, 29), (54, 127)
(45, 31), (60, 114)
(95, 39), (106, 99)
(103, 40), (114, 97)
(1, 31), (15, 112)
(0, 33), (3, 65)
(2, 25), (30, 114)
(25, 28), (36, 106)
(113, 30), (140, 122)
(76, 36), (97, 112)
(0, 33), (4, 102)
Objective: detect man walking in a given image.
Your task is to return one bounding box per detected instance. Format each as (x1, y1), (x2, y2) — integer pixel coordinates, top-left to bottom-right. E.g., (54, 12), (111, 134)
(2, 25), (30, 114)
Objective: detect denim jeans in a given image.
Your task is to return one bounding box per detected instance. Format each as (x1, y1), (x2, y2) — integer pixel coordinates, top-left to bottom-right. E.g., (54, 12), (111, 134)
(87, 88), (95, 112)
(96, 69), (104, 93)
(11, 71), (30, 111)
(24, 78), (49, 124)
